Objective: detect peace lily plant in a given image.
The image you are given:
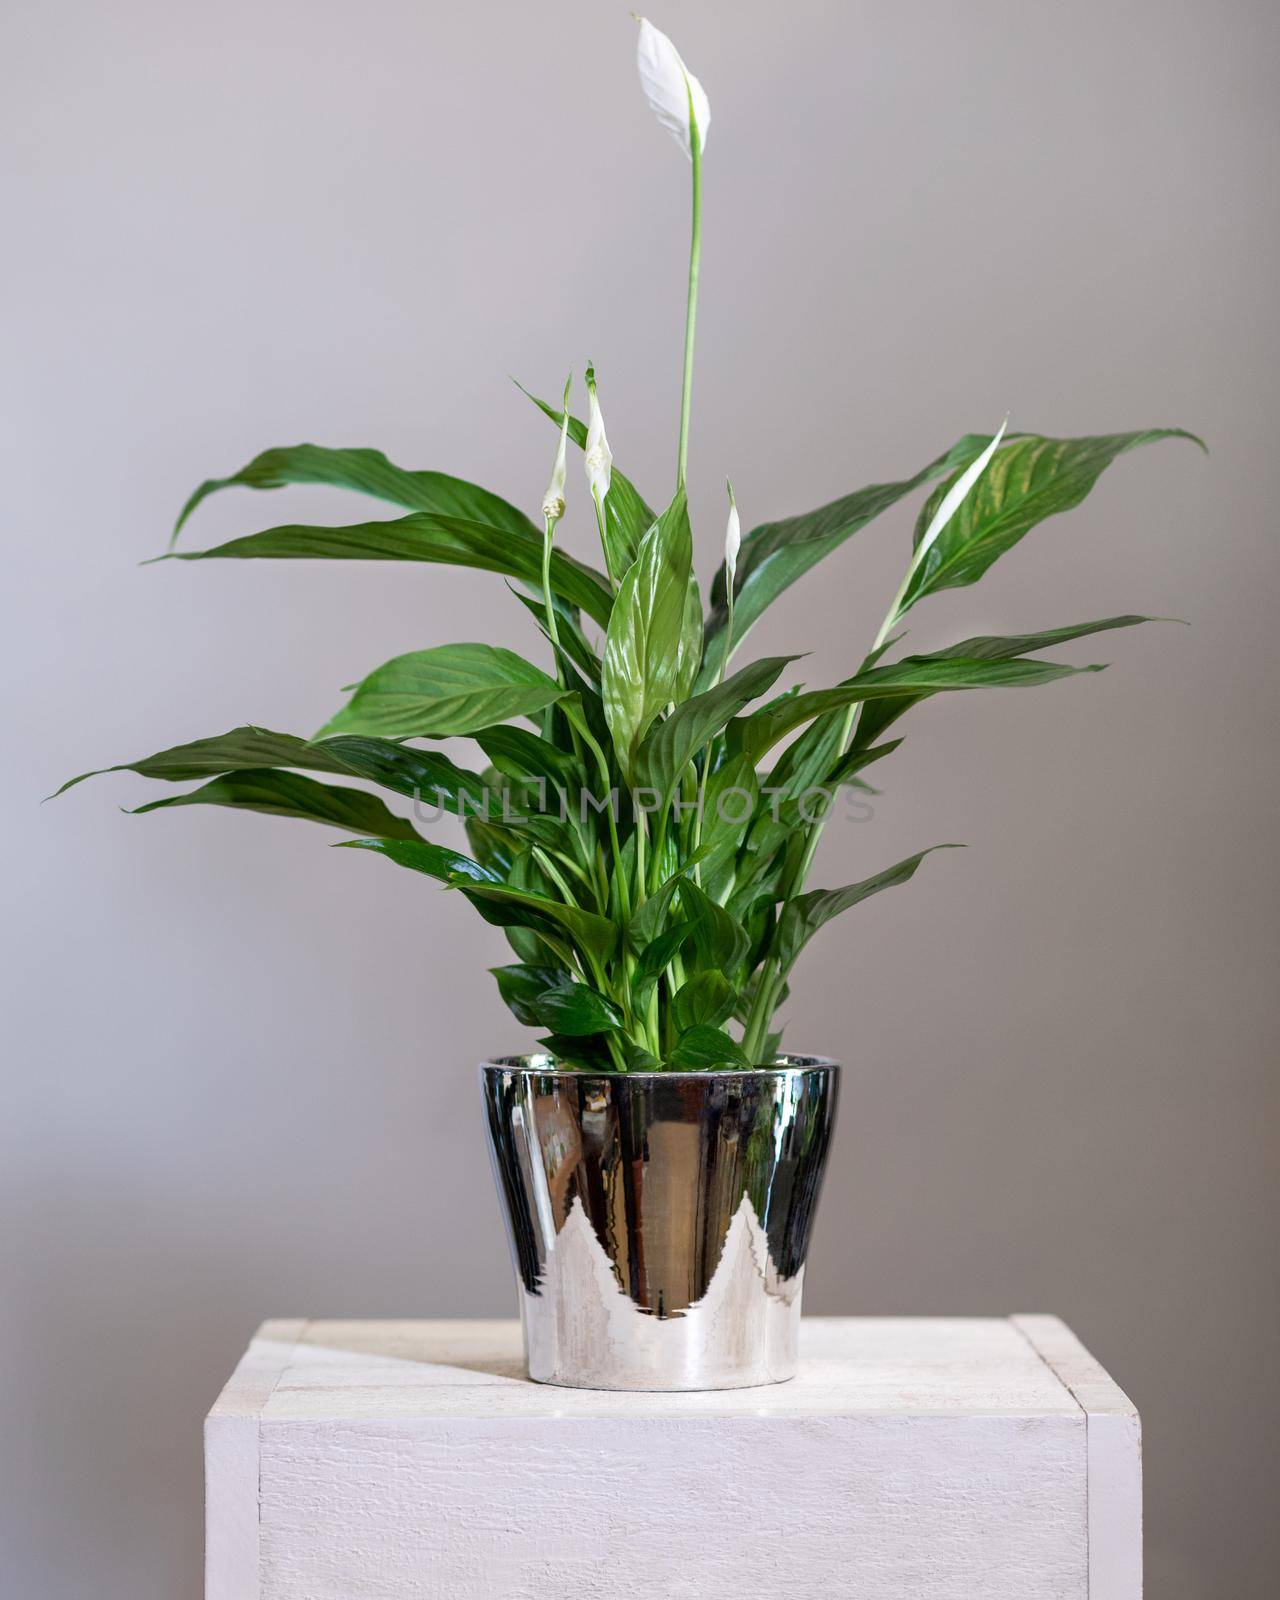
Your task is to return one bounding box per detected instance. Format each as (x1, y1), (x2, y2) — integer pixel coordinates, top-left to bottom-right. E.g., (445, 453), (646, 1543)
(62, 19), (1199, 1075)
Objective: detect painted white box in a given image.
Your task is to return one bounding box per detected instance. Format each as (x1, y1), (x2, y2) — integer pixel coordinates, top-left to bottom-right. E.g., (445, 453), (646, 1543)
(206, 1315), (1140, 1599)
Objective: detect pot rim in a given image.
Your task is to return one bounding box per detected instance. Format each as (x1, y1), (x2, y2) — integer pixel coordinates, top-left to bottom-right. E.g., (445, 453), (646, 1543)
(480, 1052), (838, 1078)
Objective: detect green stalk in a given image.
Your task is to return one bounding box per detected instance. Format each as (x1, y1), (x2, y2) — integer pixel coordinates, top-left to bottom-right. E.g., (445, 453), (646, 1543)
(676, 109), (703, 489)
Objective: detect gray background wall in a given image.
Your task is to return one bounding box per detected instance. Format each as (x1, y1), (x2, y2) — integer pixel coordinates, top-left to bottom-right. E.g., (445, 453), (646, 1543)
(4, 1), (1277, 1594)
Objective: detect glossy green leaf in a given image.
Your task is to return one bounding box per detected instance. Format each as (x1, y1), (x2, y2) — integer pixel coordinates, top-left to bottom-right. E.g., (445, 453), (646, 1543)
(734, 655), (1106, 762)
(491, 963), (569, 1026)
(672, 971), (737, 1032)
(530, 981), (623, 1036)
(337, 835), (498, 884)
(601, 488), (693, 771)
(52, 726), (350, 797)
(852, 616), (1158, 752)
(171, 443), (537, 548)
(160, 511), (615, 629)
(633, 655), (796, 809)
(460, 879), (617, 962)
(318, 644), (567, 740)
(902, 431), (1203, 611)
(128, 769), (422, 839)
(775, 845), (961, 974)
(676, 879), (751, 974)
(318, 735), (494, 817)
(669, 1026), (750, 1069)
(698, 435), (995, 686)
(674, 575), (704, 702)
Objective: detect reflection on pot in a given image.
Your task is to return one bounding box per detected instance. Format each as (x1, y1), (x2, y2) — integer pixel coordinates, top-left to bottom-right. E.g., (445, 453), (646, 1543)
(482, 1057), (839, 1391)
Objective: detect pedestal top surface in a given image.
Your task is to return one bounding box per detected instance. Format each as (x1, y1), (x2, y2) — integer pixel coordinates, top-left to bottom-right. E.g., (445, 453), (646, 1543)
(211, 1316), (1133, 1423)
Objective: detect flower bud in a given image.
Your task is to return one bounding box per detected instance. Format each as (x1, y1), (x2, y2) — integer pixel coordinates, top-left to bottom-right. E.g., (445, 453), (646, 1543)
(724, 480), (741, 588)
(635, 17), (710, 160)
(584, 363), (612, 505)
(541, 374), (572, 524)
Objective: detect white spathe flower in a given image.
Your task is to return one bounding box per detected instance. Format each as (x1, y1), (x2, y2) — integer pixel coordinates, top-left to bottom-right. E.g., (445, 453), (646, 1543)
(584, 365), (612, 504)
(724, 480), (741, 587)
(915, 416), (1010, 563)
(635, 17), (710, 159)
(541, 376), (572, 523)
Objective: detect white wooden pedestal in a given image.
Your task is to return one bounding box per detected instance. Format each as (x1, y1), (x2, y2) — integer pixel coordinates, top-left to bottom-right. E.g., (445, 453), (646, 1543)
(206, 1316), (1140, 1600)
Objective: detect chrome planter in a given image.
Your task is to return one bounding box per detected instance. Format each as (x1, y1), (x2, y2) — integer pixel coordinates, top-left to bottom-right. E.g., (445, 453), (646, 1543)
(481, 1056), (839, 1391)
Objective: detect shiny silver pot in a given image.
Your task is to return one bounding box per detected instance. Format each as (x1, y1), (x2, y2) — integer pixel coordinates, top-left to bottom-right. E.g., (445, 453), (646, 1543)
(481, 1056), (839, 1391)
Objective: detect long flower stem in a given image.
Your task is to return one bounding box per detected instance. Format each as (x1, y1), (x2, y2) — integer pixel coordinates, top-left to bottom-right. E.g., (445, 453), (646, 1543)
(676, 126), (702, 489)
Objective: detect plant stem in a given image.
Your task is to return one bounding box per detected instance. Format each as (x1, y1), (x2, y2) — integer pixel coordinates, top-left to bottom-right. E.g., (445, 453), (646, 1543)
(676, 126), (703, 489)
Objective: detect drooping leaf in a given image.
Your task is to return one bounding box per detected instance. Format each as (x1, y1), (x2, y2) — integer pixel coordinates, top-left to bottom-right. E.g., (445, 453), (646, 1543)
(128, 769), (422, 839)
(669, 1025), (749, 1069)
(852, 616), (1159, 751)
(902, 431), (1204, 611)
(171, 443), (537, 548)
(491, 963), (569, 1026)
(318, 735), (494, 818)
(633, 655), (796, 810)
(733, 654), (1106, 762)
(698, 435), (996, 686)
(159, 510), (615, 629)
(318, 644), (567, 740)
(458, 879), (618, 963)
(52, 726), (350, 797)
(337, 835), (498, 884)
(530, 981), (623, 1036)
(601, 488), (693, 772)
(775, 845), (962, 974)
(352, 835), (617, 962)
(519, 385), (657, 584)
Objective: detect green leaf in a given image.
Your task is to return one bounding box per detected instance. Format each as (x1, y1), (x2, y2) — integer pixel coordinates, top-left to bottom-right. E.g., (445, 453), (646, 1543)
(698, 435), (995, 686)
(507, 587), (603, 684)
(318, 735), (495, 817)
(601, 488), (694, 772)
(519, 384), (656, 583)
(318, 644), (567, 740)
(536, 1034), (616, 1070)
(530, 981), (623, 1036)
(628, 866), (694, 953)
(337, 835), (497, 884)
(129, 770), (421, 839)
(171, 443), (537, 548)
(672, 971), (737, 1032)
(825, 738), (904, 789)
(733, 655), (1106, 762)
(775, 845), (961, 974)
(160, 510), (615, 629)
(51, 726), (351, 797)
(852, 616), (1159, 752)
(676, 879), (751, 974)
(474, 726), (584, 789)
(633, 655), (796, 810)
(903, 430), (1204, 611)
(675, 574), (704, 702)
(351, 835), (615, 961)
(491, 963), (568, 1026)
(460, 879), (618, 962)
(632, 920), (697, 998)
(668, 1025), (750, 1069)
